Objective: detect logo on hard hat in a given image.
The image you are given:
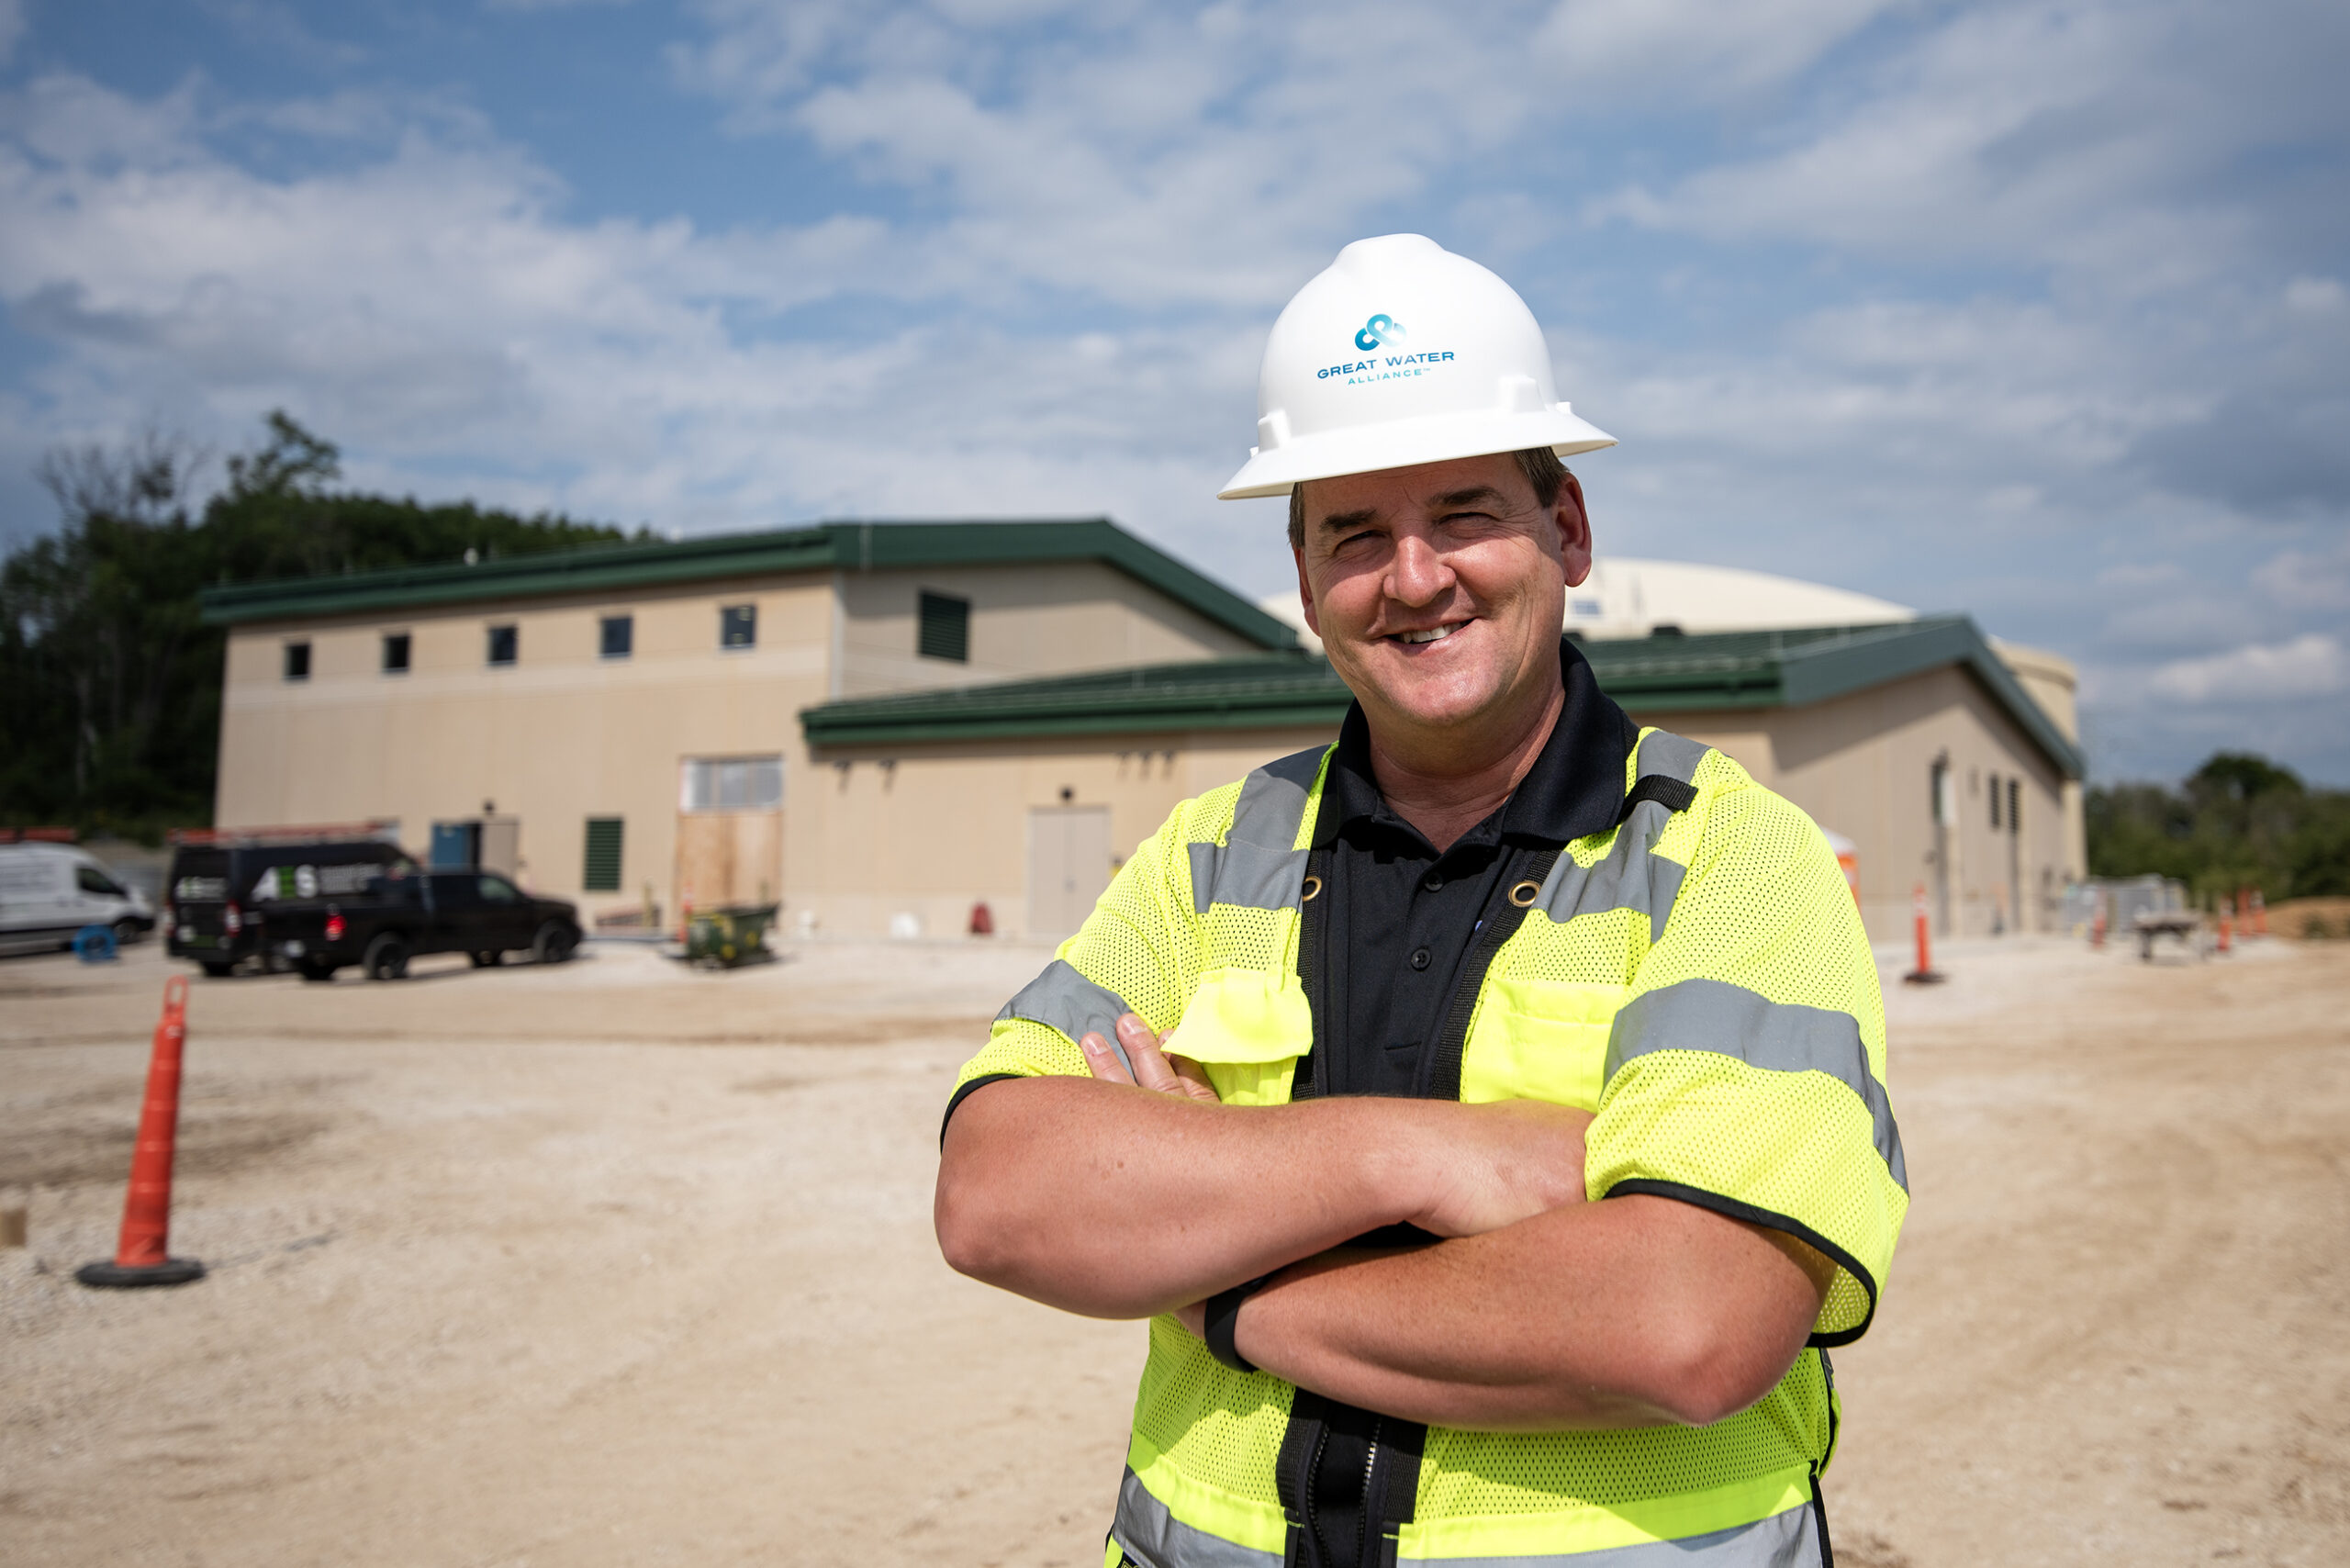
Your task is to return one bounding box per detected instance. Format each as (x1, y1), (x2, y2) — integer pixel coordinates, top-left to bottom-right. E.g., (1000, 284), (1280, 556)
(1354, 314), (1404, 352)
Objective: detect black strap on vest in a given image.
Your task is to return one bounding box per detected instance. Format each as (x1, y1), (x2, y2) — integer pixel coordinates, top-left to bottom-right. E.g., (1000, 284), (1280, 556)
(1617, 773), (1698, 823)
(1423, 846), (1561, 1103)
(1291, 843), (1334, 1103)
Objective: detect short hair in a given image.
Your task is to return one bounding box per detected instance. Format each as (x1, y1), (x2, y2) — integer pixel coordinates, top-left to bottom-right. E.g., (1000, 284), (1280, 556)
(1287, 447), (1571, 549)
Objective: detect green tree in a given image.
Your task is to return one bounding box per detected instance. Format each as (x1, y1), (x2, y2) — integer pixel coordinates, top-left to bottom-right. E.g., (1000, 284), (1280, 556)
(0, 412), (639, 839)
(2087, 752), (2350, 901)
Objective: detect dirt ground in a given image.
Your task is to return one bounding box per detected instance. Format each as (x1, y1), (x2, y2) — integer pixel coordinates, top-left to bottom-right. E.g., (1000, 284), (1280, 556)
(3, 931), (2346, 1566)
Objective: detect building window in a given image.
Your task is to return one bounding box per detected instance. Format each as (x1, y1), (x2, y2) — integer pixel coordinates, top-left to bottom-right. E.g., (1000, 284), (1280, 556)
(720, 603), (756, 649)
(487, 624), (518, 666)
(284, 641), (311, 682)
(383, 632), (411, 674)
(918, 589), (970, 662)
(600, 614), (633, 659)
(582, 817), (624, 891)
(680, 756), (783, 812)
(2007, 778), (2020, 834)
(1989, 772), (2001, 829)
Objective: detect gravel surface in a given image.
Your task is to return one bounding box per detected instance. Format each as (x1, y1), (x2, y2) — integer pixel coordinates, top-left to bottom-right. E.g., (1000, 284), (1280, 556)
(4, 932), (2345, 1565)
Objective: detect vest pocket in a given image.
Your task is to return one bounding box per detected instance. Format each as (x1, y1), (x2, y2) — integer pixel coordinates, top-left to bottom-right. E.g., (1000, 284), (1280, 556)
(1459, 978), (1627, 1112)
(1168, 968), (1312, 1106)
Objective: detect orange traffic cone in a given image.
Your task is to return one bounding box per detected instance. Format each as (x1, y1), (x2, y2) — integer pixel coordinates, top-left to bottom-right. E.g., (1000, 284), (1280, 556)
(1902, 883), (1946, 985)
(78, 977), (206, 1288)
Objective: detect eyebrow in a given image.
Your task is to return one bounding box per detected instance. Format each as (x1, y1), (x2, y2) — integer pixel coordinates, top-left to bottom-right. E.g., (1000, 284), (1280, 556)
(1315, 487), (1515, 535)
(1430, 486), (1508, 510)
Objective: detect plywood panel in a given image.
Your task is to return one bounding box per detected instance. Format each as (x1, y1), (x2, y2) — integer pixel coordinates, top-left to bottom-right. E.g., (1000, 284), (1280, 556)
(675, 811), (784, 909)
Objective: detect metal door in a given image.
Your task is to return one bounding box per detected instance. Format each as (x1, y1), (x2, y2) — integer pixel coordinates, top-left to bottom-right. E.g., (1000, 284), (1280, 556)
(1027, 806), (1113, 940)
(431, 822), (479, 868)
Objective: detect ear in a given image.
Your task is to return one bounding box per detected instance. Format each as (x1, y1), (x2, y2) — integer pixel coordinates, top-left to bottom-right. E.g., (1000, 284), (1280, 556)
(1293, 545), (1320, 638)
(1554, 471), (1594, 588)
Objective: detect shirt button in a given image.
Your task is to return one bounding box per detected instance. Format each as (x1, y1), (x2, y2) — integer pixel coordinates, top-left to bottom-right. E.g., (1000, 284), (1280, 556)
(1409, 947), (1431, 970)
(1422, 872), (1443, 892)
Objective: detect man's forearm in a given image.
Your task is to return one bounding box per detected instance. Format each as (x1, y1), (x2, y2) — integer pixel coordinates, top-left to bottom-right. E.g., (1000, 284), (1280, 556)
(935, 1076), (1433, 1318)
(1230, 1195), (1834, 1431)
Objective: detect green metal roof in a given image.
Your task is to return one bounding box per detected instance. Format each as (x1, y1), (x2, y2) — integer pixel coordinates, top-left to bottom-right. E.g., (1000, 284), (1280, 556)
(800, 616), (2085, 778)
(196, 519), (1298, 651)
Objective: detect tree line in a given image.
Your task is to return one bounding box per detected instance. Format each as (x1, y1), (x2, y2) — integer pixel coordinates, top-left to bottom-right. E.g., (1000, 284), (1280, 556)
(2087, 752), (2350, 902)
(1, 413), (637, 840)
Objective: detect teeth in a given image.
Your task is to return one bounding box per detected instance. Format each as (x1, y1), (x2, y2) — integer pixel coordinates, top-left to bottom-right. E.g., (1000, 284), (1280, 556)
(1398, 623), (1461, 644)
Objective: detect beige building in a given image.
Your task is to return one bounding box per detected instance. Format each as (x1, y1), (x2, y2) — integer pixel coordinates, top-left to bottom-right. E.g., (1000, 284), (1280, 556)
(206, 522), (2083, 947)
(204, 521), (1292, 933)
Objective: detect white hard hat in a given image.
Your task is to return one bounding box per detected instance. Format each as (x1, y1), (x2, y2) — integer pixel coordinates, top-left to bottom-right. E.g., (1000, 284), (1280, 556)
(1219, 233), (1616, 500)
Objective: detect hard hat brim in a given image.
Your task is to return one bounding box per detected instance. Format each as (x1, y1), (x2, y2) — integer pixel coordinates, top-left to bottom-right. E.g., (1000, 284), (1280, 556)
(1217, 405), (1617, 500)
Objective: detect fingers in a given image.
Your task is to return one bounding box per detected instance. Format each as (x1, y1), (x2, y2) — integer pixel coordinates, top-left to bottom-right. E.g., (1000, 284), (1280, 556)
(1079, 1030), (1136, 1085)
(1117, 1014), (1189, 1094)
(1170, 1054), (1224, 1104)
(1086, 1015), (1223, 1104)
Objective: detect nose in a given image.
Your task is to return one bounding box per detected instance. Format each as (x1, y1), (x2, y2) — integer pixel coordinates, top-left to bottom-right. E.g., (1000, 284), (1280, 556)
(1386, 531), (1453, 609)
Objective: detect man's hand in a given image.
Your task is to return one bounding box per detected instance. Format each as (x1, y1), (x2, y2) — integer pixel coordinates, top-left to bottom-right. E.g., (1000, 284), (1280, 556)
(1081, 1010), (1586, 1238)
(1080, 1014), (1221, 1103)
(1405, 1099), (1592, 1238)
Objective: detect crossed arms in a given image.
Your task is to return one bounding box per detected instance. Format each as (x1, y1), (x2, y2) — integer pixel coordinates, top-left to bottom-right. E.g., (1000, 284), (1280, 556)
(936, 1014), (1833, 1432)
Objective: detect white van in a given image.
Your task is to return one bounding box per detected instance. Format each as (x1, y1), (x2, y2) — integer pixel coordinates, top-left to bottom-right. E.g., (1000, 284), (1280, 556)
(0, 844), (156, 956)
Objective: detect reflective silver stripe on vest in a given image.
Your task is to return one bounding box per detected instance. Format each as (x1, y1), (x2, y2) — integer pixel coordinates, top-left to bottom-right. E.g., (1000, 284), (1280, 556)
(1187, 745), (1326, 915)
(997, 958), (1137, 1074)
(1532, 730), (1707, 943)
(1111, 1469), (1282, 1568)
(1606, 977), (1908, 1191)
(1630, 727), (1709, 789)
(1112, 1467), (1818, 1568)
(1416, 1499), (1819, 1567)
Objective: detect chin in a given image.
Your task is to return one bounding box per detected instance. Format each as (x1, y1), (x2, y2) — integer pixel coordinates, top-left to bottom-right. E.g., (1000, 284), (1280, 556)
(1369, 666), (1507, 731)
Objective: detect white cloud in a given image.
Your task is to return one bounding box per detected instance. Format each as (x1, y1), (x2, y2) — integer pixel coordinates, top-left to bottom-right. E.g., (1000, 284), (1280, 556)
(2285, 275), (2345, 314)
(1537, 0), (1899, 102)
(1594, 0), (2348, 294)
(2149, 634), (2350, 704)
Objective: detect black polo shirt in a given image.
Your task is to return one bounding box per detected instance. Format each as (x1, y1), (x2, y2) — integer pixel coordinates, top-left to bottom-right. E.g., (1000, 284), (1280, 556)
(1306, 637), (1636, 1101)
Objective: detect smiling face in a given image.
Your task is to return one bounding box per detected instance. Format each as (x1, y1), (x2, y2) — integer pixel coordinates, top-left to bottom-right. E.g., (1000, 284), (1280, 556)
(1294, 453), (1593, 768)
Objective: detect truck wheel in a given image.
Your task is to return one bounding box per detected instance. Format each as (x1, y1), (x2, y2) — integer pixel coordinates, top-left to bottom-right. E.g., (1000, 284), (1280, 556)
(113, 918), (141, 948)
(200, 961), (236, 979)
(297, 959), (339, 983)
(532, 922), (577, 965)
(468, 949), (502, 969)
(364, 934), (410, 981)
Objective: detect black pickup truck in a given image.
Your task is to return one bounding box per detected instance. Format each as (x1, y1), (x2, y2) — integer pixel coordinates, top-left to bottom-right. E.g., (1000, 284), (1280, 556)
(271, 868), (583, 981)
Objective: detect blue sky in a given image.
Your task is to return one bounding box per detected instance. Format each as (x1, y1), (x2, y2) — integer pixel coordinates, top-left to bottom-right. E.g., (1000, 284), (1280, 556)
(2, 0), (2346, 783)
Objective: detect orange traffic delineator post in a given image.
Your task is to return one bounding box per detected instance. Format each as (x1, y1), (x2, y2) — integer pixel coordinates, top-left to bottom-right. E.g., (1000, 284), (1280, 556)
(2217, 895), (2233, 955)
(1902, 883), (1946, 985)
(77, 976), (206, 1289)
(2090, 887), (2108, 950)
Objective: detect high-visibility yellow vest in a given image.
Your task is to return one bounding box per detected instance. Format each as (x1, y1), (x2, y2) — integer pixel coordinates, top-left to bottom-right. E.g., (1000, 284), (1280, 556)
(952, 729), (1908, 1567)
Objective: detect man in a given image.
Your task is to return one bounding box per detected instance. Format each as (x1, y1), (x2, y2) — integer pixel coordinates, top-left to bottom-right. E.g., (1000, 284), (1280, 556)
(936, 234), (1906, 1568)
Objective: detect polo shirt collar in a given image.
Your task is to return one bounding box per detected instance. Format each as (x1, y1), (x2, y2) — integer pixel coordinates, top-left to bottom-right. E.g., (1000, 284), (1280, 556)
(1319, 636), (1632, 851)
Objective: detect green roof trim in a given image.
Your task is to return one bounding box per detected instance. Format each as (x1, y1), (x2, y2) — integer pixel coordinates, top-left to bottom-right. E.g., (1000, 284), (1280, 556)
(800, 616), (2084, 778)
(197, 519), (1298, 651)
